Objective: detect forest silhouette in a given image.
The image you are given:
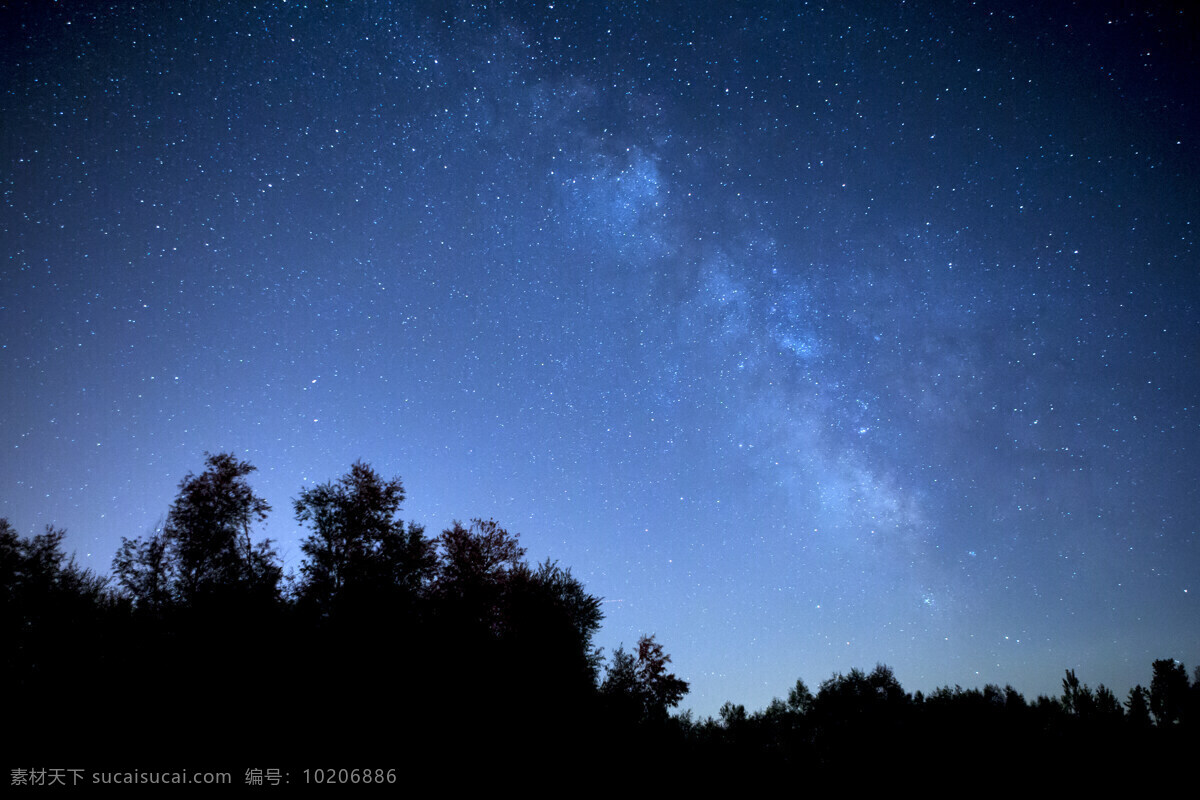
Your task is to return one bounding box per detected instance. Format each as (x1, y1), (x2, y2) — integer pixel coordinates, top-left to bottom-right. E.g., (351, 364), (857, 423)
(4, 452), (1198, 780)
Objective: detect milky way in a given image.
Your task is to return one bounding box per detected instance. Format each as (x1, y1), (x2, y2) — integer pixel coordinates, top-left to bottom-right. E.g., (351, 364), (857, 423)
(3, 1), (1197, 714)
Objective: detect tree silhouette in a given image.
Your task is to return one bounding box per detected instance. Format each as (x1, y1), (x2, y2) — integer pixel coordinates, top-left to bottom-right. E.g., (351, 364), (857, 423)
(1094, 684), (1123, 722)
(2, 519), (123, 763)
(719, 701), (749, 729)
(815, 663), (908, 719)
(294, 460), (435, 619)
(601, 633), (689, 725)
(501, 558), (604, 692)
(112, 521), (171, 613)
(636, 634), (690, 717)
(1126, 685), (1152, 728)
(167, 452), (277, 605)
(600, 644), (641, 721)
(787, 678), (814, 715)
(437, 517), (526, 592)
(1062, 668), (1096, 718)
(2, 520), (109, 691)
(114, 453), (280, 609)
(1150, 658), (1189, 727)
(433, 518), (526, 641)
(14, 452), (1200, 773)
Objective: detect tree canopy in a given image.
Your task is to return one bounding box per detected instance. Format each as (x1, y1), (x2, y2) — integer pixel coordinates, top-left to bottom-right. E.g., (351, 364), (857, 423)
(601, 633), (690, 724)
(113, 452), (280, 610)
(294, 460), (435, 618)
(9, 451), (1199, 775)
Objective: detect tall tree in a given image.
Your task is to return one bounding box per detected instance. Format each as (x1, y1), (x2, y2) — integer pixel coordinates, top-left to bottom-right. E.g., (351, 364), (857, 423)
(112, 453), (280, 609)
(294, 461), (435, 617)
(1062, 668), (1096, 718)
(1126, 685), (1152, 728)
(1150, 658), (1189, 727)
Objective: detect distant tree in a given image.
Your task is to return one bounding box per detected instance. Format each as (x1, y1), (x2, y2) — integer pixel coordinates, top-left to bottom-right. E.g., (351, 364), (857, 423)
(1150, 659), (1189, 726)
(1126, 685), (1152, 728)
(601, 634), (690, 724)
(757, 697), (792, 726)
(719, 701), (748, 729)
(112, 521), (171, 613)
(1004, 684), (1027, 712)
(600, 644), (640, 719)
(1094, 684), (1123, 721)
(787, 678), (814, 715)
(867, 663), (907, 704)
(815, 663), (908, 719)
(1, 523), (109, 612)
(1062, 669), (1096, 718)
(1031, 694), (1065, 720)
(636, 634), (691, 719)
(1, 519), (117, 759)
(294, 461), (435, 618)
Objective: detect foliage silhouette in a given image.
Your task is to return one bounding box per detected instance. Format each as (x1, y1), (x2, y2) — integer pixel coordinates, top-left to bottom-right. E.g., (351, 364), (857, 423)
(601, 633), (690, 726)
(113, 452), (281, 611)
(1126, 684), (1152, 728)
(1, 520), (109, 692)
(6, 453), (1200, 775)
(294, 460), (435, 620)
(1150, 658), (1189, 727)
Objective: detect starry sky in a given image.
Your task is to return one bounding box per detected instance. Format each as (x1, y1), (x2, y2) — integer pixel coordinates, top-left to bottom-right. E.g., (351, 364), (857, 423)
(3, 0), (1198, 716)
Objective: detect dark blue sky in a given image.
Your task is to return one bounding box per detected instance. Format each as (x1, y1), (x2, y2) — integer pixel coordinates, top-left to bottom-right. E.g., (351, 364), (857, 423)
(3, 0), (1197, 716)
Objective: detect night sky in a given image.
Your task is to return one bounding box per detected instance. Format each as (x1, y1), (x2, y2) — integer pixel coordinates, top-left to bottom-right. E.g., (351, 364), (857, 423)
(3, 0), (1198, 717)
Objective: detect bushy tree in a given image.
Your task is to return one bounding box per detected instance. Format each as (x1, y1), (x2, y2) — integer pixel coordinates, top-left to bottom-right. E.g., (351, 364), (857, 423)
(636, 634), (690, 716)
(434, 518), (526, 636)
(815, 663), (908, 718)
(294, 461), (435, 618)
(787, 678), (814, 715)
(2, 520), (116, 757)
(1, 521), (109, 686)
(601, 634), (690, 724)
(1, 522), (109, 625)
(113, 453), (280, 609)
(1004, 684), (1028, 712)
(719, 701), (748, 729)
(502, 559), (604, 690)
(437, 517), (526, 592)
(112, 521), (171, 613)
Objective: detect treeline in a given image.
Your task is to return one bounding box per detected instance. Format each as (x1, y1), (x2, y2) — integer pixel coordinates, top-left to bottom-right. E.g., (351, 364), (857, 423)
(4, 452), (1198, 776)
(666, 661), (1200, 776)
(4, 453), (685, 769)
